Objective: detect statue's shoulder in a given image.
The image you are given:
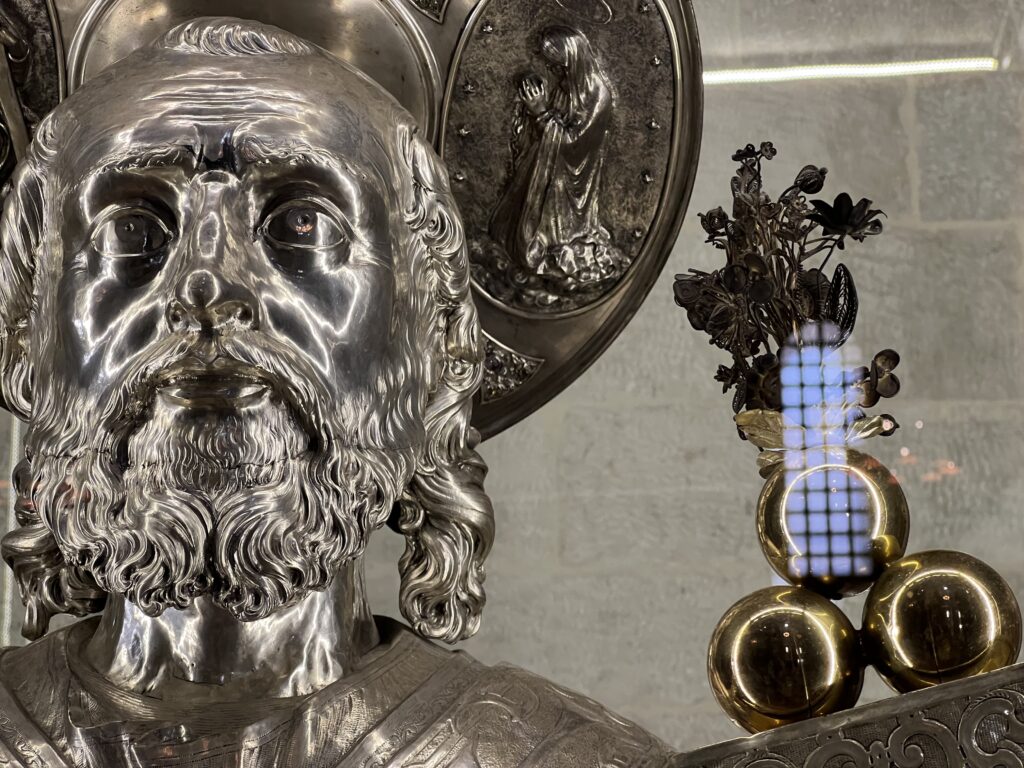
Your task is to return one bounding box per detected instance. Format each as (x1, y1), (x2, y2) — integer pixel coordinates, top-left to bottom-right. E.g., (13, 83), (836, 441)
(0, 621), (77, 714)
(395, 652), (677, 766)
(0, 622), (81, 766)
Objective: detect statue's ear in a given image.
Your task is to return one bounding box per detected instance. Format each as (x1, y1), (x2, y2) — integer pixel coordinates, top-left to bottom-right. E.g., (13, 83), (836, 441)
(0, 153), (43, 420)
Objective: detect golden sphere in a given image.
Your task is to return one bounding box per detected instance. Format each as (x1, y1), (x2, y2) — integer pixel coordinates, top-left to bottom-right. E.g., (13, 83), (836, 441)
(757, 448), (909, 598)
(862, 550), (1022, 693)
(708, 586), (864, 733)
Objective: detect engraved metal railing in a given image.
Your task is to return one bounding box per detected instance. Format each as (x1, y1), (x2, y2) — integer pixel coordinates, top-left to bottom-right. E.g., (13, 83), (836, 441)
(678, 662), (1024, 768)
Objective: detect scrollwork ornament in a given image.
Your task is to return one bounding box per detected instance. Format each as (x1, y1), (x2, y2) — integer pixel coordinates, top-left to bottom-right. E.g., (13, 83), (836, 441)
(958, 690), (1024, 768)
(0, 713), (45, 768)
(805, 735), (873, 768)
(734, 751), (802, 768)
(885, 713), (962, 768)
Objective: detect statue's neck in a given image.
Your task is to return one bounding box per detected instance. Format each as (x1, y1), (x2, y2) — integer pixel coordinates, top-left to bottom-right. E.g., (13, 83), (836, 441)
(83, 559), (379, 702)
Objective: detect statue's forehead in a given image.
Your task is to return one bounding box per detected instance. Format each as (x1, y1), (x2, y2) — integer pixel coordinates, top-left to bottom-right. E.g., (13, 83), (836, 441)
(60, 114), (382, 178)
(54, 51), (396, 180)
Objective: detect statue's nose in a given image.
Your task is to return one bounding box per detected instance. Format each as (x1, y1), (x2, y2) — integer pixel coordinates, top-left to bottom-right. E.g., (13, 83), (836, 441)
(167, 268), (259, 333)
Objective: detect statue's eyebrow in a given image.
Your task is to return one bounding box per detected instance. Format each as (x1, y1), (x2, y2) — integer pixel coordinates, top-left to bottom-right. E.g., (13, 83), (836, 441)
(232, 136), (373, 182)
(235, 137), (337, 168)
(89, 142), (201, 175)
(234, 135), (387, 196)
(83, 137), (386, 198)
(87, 139), (340, 177)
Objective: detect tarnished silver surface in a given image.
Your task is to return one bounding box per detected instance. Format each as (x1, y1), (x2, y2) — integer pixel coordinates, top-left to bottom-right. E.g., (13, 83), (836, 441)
(408, 0), (452, 23)
(481, 333), (544, 405)
(680, 661), (1024, 768)
(479, 24), (626, 311)
(0, 44), (29, 167)
(0, 0), (63, 177)
(40, 0), (702, 438)
(0, 17), (681, 766)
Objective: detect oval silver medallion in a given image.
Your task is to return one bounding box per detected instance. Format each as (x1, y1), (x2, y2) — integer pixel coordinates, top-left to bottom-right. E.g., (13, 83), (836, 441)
(442, 0), (702, 437)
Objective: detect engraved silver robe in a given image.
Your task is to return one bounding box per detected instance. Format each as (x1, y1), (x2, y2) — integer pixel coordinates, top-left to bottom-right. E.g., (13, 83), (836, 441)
(0, 618), (675, 767)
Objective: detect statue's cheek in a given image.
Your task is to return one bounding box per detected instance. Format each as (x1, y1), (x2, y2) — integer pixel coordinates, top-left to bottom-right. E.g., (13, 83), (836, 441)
(54, 263), (164, 389)
(260, 259), (394, 392)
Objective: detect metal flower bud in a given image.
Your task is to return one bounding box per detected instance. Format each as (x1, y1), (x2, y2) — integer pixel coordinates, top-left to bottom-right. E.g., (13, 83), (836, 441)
(794, 164), (828, 194)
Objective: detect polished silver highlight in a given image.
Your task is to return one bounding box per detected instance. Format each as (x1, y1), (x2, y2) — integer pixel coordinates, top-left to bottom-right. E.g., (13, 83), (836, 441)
(554, 0), (615, 25)
(0, 17), (491, 646)
(65, 0), (440, 138)
(0, 17), (682, 765)
(482, 25), (626, 311)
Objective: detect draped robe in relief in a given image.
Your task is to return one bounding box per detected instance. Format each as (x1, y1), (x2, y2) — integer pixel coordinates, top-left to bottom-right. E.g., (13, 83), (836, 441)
(489, 35), (621, 282)
(0, 617), (675, 767)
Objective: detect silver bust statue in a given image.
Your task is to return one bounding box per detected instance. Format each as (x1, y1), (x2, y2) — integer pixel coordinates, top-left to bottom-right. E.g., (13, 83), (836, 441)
(0, 18), (679, 767)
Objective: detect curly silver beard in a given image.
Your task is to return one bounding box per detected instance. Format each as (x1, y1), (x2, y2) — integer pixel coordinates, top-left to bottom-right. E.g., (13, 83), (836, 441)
(25, 335), (416, 623)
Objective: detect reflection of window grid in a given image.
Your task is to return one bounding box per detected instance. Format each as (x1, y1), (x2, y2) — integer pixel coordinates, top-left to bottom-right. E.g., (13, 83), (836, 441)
(780, 325), (872, 580)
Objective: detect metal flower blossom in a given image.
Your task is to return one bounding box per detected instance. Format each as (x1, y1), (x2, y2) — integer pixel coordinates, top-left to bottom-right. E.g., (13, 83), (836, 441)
(673, 142), (900, 437)
(806, 192), (885, 249)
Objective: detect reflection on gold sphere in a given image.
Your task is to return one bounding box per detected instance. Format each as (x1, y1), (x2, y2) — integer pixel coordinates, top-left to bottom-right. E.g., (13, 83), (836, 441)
(758, 448), (909, 598)
(862, 550), (1022, 693)
(708, 586), (863, 733)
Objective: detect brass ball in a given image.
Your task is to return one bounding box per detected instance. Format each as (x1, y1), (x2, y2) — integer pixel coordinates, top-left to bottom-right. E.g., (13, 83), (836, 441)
(862, 550), (1022, 693)
(708, 586), (864, 733)
(757, 448), (909, 598)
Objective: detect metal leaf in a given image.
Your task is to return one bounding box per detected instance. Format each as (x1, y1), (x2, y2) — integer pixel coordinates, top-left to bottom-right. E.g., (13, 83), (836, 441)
(735, 409), (787, 450)
(757, 449), (785, 479)
(731, 381), (746, 414)
(825, 263), (858, 346)
(846, 414), (899, 443)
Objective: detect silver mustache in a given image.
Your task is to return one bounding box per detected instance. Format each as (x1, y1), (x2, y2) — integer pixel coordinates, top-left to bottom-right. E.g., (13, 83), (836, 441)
(106, 331), (334, 452)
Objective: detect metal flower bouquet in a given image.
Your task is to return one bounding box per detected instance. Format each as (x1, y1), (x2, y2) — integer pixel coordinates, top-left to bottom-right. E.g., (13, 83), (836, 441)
(676, 142), (1022, 733)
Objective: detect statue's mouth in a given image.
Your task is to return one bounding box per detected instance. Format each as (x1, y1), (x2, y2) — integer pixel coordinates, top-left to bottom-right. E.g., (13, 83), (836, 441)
(155, 358), (274, 409)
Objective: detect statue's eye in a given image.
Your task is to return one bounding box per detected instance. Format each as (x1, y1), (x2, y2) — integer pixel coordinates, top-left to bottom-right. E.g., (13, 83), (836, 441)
(262, 199), (347, 250)
(92, 207), (172, 258)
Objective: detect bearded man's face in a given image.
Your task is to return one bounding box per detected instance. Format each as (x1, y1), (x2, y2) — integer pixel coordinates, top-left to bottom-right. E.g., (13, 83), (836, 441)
(20, 45), (426, 621)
